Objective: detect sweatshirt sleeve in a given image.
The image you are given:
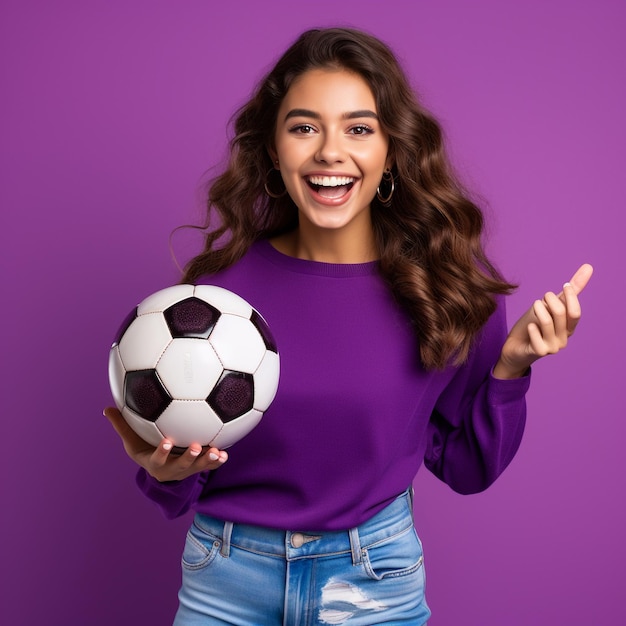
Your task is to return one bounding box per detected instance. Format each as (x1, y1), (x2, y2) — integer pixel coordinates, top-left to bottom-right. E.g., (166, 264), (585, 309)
(135, 470), (208, 520)
(424, 296), (530, 494)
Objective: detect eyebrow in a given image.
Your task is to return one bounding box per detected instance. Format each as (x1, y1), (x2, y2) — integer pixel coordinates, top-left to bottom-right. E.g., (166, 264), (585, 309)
(283, 108), (379, 122)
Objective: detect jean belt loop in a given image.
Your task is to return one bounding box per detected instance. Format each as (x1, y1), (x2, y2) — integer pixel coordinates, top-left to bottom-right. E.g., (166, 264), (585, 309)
(348, 526), (362, 566)
(220, 521), (233, 558)
(409, 486), (415, 522)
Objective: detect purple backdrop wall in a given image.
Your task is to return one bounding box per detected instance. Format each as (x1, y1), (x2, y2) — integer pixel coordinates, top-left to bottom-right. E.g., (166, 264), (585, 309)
(1, 1), (623, 624)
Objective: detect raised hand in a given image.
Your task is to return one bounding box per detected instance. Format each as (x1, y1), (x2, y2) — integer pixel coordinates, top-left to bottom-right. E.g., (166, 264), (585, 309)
(103, 407), (228, 482)
(493, 264), (593, 379)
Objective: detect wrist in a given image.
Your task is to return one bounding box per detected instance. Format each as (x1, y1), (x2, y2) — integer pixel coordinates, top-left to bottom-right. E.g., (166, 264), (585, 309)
(493, 358), (530, 380)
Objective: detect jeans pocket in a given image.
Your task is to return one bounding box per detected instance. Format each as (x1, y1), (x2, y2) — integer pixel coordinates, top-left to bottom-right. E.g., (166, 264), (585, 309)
(362, 526), (425, 581)
(181, 521), (222, 571)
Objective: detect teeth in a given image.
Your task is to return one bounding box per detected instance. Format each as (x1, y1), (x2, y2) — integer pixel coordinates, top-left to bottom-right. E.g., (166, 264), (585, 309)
(307, 175), (354, 187)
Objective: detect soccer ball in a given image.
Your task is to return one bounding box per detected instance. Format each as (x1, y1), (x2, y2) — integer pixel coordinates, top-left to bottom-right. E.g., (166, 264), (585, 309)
(108, 284), (280, 451)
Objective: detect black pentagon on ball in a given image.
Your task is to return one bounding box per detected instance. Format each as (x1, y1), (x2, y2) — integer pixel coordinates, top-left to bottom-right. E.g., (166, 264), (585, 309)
(250, 310), (278, 353)
(125, 369), (172, 421)
(208, 370), (255, 423)
(112, 306), (138, 345)
(164, 297), (221, 339)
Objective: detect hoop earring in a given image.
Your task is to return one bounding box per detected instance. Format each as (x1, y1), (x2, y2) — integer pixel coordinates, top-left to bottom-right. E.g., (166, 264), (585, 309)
(264, 167), (287, 199)
(376, 169), (395, 206)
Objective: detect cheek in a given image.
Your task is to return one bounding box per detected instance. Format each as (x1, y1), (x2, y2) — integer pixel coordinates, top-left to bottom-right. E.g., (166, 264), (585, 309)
(357, 142), (389, 172)
(275, 136), (306, 165)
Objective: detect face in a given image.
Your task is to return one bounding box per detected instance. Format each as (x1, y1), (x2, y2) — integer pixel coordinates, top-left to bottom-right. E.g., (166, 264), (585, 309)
(272, 68), (391, 242)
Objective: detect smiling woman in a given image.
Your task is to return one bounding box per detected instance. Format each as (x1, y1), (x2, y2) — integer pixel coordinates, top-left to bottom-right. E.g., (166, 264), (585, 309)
(104, 26), (591, 625)
(180, 28), (525, 370)
(270, 68), (392, 262)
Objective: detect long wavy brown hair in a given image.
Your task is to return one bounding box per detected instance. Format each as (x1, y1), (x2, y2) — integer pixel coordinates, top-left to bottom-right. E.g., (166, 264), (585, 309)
(181, 27), (516, 370)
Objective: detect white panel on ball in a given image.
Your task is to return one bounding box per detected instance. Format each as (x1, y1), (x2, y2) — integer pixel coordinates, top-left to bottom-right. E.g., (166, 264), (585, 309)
(253, 351), (280, 411)
(108, 345), (126, 410)
(118, 313), (172, 371)
(210, 314), (266, 372)
(122, 407), (165, 448)
(156, 400), (224, 448)
(157, 338), (223, 399)
(210, 409), (263, 449)
(194, 285), (253, 318)
(137, 284), (195, 315)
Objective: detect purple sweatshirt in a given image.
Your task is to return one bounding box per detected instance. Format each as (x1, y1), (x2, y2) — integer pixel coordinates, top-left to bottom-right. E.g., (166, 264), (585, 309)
(137, 240), (529, 530)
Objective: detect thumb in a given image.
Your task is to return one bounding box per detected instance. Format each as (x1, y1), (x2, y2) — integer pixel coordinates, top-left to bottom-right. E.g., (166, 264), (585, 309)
(103, 406), (139, 442)
(103, 406), (155, 455)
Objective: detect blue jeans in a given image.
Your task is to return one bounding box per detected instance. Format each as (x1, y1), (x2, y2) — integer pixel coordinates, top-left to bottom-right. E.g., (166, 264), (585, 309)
(174, 490), (430, 625)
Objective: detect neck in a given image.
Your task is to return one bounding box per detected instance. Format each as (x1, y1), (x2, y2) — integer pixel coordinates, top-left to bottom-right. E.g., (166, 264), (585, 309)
(271, 225), (378, 264)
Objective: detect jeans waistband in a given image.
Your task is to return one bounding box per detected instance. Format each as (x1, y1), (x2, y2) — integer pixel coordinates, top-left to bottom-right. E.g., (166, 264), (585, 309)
(193, 488), (414, 564)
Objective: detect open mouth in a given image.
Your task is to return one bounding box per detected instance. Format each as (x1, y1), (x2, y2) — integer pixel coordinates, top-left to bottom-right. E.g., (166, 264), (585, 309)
(306, 175), (355, 199)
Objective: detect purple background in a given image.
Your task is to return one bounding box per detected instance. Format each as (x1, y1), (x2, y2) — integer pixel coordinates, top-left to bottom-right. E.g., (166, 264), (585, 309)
(1, 1), (623, 624)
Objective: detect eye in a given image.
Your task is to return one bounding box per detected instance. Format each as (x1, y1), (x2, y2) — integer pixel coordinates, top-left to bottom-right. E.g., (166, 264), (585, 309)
(289, 124), (317, 135)
(348, 124), (375, 136)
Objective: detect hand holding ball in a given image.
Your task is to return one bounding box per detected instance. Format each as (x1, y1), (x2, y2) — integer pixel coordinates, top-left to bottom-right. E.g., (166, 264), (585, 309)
(108, 285), (280, 452)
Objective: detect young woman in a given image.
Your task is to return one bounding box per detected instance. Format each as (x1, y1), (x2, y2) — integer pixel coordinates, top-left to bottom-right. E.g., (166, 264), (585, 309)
(105, 27), (592, 625)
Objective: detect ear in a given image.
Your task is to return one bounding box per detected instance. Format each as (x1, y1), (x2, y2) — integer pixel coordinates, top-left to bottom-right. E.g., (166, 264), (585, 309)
(385, 147), (395, 172)
(267, 145), (279, 169)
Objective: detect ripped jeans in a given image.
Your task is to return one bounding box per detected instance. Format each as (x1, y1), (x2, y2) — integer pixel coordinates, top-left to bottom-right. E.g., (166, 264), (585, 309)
(173, 489), (430, 625)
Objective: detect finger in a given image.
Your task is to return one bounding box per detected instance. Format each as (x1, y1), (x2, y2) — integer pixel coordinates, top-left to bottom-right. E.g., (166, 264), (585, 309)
(543, 291), (568, 342)
(207, 447), (229, 465)
(562, 282), (582, 335)
(149, 438), (176, 468)
(561, 263), (593, 297)
(533, 299), (556, 333)
(178, 446), (228, 475)
(527, 322), (548, 357)
(103, 407), (146, 446)
(104, 407), (160, 462)
(167, 444), (205, 472)
(103, 406), (126, 433)
(191, 447), (228, 469)
(532, 299), (561, 353)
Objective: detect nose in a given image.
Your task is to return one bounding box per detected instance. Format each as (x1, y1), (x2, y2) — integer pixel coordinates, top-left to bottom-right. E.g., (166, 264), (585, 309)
(315, 131), (345, 164)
